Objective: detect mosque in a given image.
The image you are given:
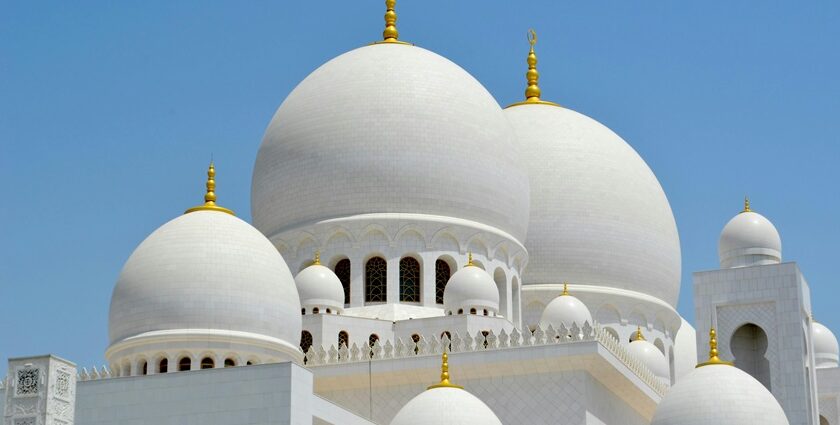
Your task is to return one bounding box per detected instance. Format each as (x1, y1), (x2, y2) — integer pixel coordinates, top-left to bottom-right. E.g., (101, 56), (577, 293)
(3, 1), (839, 424)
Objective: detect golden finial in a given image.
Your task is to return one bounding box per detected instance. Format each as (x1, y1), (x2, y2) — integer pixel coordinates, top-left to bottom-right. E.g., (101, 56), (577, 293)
(313, 251), (321, 265)
(185, 162), (234, 215)
(506, 29), (560, 108)
(561, 282), (569, 296)
(696, 327), (733, 368)
(373, 0), (411, 45)
(427, 351), (464, 390)
(634, 326), (646, 341)
(465, 252), (475, 267)
(525, 29), (541, 102)
(741, 196), (751, 213)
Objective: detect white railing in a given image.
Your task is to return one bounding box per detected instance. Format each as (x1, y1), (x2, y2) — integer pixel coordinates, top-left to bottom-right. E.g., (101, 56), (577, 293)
(303, 322), (668, 396)
(40, 323), (667, 396)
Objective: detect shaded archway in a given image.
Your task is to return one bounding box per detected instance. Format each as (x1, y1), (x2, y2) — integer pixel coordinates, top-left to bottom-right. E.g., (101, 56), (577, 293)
(731, 323), (771, 390)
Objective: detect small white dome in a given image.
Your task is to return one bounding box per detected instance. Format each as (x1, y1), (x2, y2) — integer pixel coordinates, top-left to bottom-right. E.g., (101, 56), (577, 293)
(652, 363), (789, 425)
(539, 286), (593, 329)
(109, 210), (302, 360)
(252, 42), (529, 243)
(443, 261), (499, 316)
(718, 202), (781, 268)
(627, 330), (669, 380)
(295, 260), (345, 314)
(812, 321), (839, 369)
(389, 386), (503, 425)
(391, 353), (502, 425)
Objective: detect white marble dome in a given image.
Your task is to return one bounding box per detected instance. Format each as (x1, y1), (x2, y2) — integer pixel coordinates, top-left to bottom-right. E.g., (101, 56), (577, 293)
(390, 386), (502, 425)
(504, 103), (681, 307)
(108, 210), (302, 358)
(295, 261), (345, 314)
(627, 331), (670, 380)
(652, 364), (789, 425)
(718, 205), (782, 268)
(252, 42), (529, 242)
(443, 262), (499, 316)
(539, 288), (593, 329)
(812, 321), (839, 369)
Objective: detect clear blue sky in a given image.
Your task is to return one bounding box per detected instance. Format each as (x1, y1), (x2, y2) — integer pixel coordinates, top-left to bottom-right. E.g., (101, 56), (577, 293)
(1, 1), (838, 369)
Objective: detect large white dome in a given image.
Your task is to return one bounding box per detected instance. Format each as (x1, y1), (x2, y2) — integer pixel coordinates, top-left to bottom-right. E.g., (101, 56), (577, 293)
(108, 211), (302, 353)
(652, 363), (789, 425)
(504, 104), (681, 306)
(252, 43), (529, 242)
(718, 205), (782, 268)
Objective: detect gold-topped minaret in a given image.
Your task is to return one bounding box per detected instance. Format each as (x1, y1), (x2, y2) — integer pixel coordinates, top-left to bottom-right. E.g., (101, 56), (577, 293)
(427, 351), (464, 390)
(696, 327), (734, 368)
(506, 29), (559, 108)
(185, 162), (235, 216)
(742, 196), (752, 213)
(374, 0), (411, 45)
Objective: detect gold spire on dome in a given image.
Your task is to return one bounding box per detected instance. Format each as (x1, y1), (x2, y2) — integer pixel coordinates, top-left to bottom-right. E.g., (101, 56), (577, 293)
(635, 327), (646, 341)
(373, 0), (411, 45)
(506, 29), (560, 108)
(561, 282), (569, 296)
(741, 196), (752, 213)
(313, 251), (321, 266)
(696, 327), (734, 368)
(465, 252), (475, 267)
(427, 351), (464, 390)
(184, 162), (235, 216)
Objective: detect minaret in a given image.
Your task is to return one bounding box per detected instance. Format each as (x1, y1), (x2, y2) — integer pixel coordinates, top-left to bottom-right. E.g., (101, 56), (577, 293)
(694, 199), (817, 424)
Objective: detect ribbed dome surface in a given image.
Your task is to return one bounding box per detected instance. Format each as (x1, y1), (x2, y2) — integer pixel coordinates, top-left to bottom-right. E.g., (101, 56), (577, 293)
(389, 387), (503, 425)
(652, 364), (789, 425)
(109, 211), (301, 347)
(253, 43), (529, 242)
(504, 103), (681, 306)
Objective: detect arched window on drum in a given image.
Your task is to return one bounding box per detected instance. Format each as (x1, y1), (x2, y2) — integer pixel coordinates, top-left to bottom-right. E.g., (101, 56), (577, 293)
(400, 257), (421, 302)
(334, 259), (351, 305)
(365, 257), (387, 303)
(435, 259), (450, 304)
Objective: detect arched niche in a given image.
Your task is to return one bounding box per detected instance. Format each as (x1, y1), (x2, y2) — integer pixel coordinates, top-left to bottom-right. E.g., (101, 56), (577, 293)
(731, 323), (771, 391)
